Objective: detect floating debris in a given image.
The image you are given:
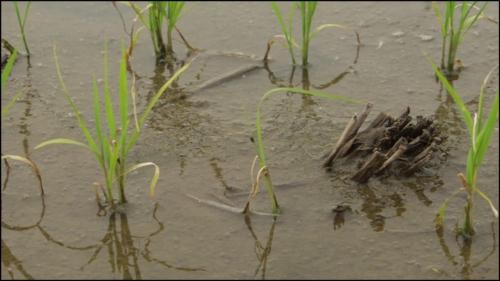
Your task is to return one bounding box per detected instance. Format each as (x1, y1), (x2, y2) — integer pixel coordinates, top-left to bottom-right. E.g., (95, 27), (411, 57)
(323, 104), (443, 183)
(418, 34), (434, 42)
(392, 31), (405, 37)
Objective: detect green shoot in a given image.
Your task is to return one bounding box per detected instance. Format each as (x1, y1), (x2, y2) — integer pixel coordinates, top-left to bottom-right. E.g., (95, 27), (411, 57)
(165, 1), (185, 53)
(34, 43), (192, 206)
(270, 1), (356, 66)
(254, 87), (356, 213)
(299, 1), (317, 66)
(124, 1), (186, 61)
(432, 60), (499, 238)
(432, 1), (488, 75)
(13, 1), (31, 57)
(271, 2), (297, 65)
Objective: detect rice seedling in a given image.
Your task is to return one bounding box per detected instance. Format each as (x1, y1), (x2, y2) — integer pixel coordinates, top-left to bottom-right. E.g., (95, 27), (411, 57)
(432, 61), (499, 239)
(124, 1), (186, 62)
(432, 1), (488, 76)
(34, 43), (192, 207)
(270, 1), (358, 66)
(13, 1), (31, 58)
(253, 87), (355, 213)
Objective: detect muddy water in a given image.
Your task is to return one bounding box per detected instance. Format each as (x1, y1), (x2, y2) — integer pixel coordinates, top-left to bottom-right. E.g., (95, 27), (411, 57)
(1, 2), (499, 279)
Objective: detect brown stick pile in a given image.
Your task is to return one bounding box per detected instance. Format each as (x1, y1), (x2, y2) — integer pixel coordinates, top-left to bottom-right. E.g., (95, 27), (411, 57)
(323, 103), (441, 183)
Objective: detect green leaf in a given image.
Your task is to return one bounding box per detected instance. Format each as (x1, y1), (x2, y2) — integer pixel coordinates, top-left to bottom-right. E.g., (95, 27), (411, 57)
(103, 40), (117, 141)
(34, 138), (91, 151)
(1, 49), (18, 92)
(118, 44), (129, 159)
(477, 65), (498, 131)
(462, 2), (487, 35)
(430, 59), (473, 135)
(91, 76), (106, 169)
(271, 1), (296, 64)
(53, 45), (99, 156)
(474, 92), (499, 168)
(432, 2), (444, 35)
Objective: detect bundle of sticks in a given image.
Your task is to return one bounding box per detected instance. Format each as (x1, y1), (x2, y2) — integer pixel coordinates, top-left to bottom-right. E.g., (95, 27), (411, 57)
(323, 103), (442, 183)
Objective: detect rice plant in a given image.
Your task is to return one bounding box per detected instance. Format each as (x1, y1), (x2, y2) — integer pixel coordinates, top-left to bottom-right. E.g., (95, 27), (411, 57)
(253, 87), (355, 213)
(432, 61), (499, 239)
(125, 1), (186, 61)
(13, 1), (31, 58)
(34, 43), (192, 207)
(270, 1), (356, 66)
(432, 1), (488, 76)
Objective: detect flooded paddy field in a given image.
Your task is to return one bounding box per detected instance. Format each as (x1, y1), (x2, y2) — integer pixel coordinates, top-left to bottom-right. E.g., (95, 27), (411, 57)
(1, 2), (499, 279)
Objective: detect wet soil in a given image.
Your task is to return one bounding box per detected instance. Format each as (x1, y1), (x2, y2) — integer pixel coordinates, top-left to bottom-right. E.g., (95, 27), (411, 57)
(1, 2), (499, 279)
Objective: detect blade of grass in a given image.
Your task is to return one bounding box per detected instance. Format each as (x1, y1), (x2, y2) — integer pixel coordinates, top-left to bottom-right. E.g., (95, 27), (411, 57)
(13, 1), (31, 57)
(477, 65), (498, 131)
(474, 91), (499, 167)
(271, 1), (296, 64)
(1, 50), (18, 91)
(34, 138), (90, 150)
(103, 41), (117, 141)
(430, 59), (473, 134)
(53, 45), (100, 156)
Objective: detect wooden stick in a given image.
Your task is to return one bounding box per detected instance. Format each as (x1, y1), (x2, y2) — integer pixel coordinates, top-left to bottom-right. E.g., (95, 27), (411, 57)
(351, 151), (387, 183)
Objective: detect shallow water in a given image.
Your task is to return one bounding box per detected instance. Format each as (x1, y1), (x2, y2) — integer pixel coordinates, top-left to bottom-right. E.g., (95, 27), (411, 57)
(1, 2), (499, 279)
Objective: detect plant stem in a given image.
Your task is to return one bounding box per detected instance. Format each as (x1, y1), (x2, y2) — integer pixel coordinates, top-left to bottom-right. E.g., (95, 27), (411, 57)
(13, 1), (31, 57)
(261, 167), (280, 214)
(440, 37), (447, 69)
(446, 32), (456, 73)
(166, 28), (173, 54)
(463, 194), (475, 237)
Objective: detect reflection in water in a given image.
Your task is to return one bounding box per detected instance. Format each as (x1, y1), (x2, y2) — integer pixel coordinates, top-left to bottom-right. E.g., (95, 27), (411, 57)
(79, 205), (205, 279)
(262, 26), (359, 92)
(261, 50), (358, 162)
(1, 239), (34, 279)
(433, 82), (464, 153)
(1, 63), (42, 277)
(435, 222), (497, 279)
(2, 186), (204, 279)
(244, 215), (277, 280)
(209, 157), (245, 198)
(357, 185), (406, 232)
(262, 61), (354, 92)
(1, 195), (45, 279)
(2, 65), (38, 192)
(146, 58), (214, 176)
(332, 204), (352, 231)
